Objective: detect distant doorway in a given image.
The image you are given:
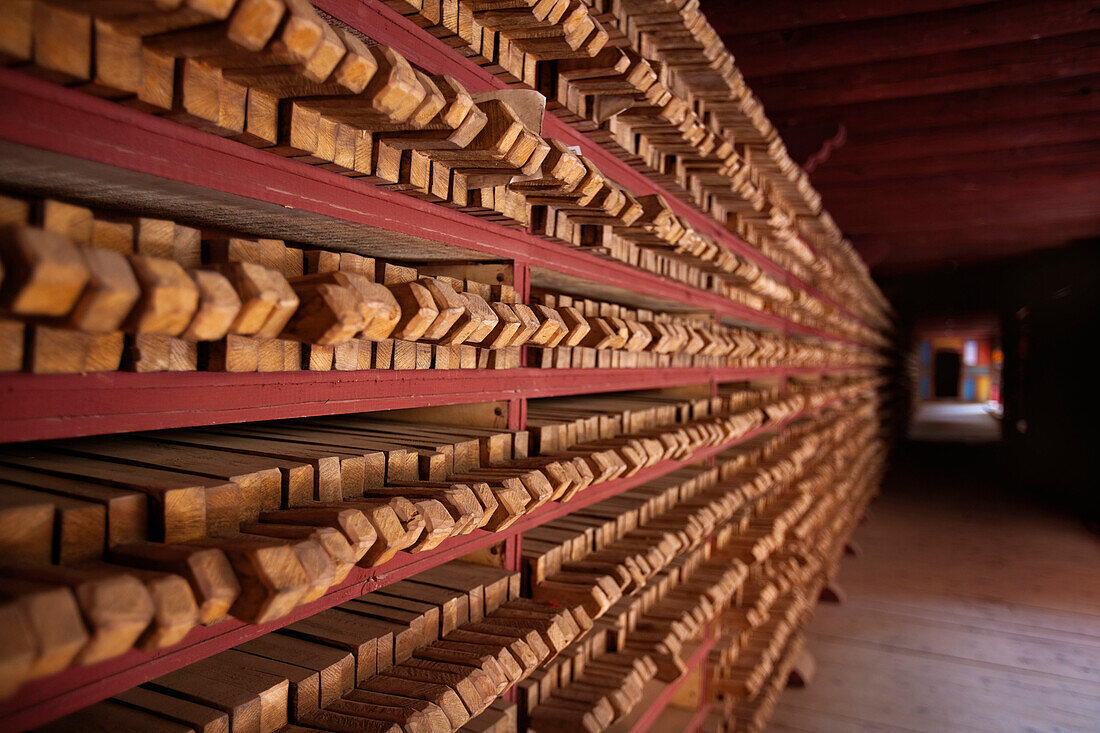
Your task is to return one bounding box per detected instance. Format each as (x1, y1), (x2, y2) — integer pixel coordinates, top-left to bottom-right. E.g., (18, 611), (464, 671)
(934, 351), (961, 398)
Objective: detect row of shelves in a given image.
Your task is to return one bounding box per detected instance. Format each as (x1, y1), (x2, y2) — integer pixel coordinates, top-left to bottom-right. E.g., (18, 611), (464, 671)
(0, 70), (870, 350)
(0, 398), (827, 730)
(0, 2), (890, 731)
(0, 364), (861, 442)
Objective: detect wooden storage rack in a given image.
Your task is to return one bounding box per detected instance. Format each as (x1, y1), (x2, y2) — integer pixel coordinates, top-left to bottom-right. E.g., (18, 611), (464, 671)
(0, 403), (828, 730)
(0, 0), (890, 731)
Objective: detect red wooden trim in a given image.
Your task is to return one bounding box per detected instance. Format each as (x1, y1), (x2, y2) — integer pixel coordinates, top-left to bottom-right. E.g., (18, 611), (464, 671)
(507, 396), (528, 433)
(0, 366), (856, 442)
(628, 635), (719, 733)
(0, 407), (815, 730)
(514, 263), (531, 306)
(504, 533), (523, 574)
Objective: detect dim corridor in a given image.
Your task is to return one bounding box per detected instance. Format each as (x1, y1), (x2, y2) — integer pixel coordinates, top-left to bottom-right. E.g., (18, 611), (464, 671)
(770, 444), (1100, 732)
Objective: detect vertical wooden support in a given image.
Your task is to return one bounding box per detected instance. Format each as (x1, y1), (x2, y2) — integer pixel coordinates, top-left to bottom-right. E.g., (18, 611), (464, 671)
(779, 332), (790, 397)
(513, 263), (530, 304)
(787, 648), (816, 688)
(514, 263), (531, 368)
(503, 533), (522, 574)
(502, 370), (525, 704)
(507, 398), (526, 432)
(819, 581), (846, 604)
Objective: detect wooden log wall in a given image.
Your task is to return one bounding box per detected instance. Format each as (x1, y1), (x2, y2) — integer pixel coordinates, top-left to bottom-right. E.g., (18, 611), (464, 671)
(1, 0), (892, 731)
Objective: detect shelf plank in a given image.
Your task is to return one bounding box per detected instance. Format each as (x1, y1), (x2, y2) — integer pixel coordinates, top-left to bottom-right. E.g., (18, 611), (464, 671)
(0, 407), (814, 730)
(0, 366), (860, 442)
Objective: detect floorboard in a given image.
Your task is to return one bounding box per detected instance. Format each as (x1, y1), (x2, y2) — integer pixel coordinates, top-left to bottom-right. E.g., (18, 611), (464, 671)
(770, 440), (1100, 733)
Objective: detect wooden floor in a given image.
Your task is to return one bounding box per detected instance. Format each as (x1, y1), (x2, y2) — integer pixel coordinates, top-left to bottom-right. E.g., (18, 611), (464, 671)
(770, 443), (1100, 733)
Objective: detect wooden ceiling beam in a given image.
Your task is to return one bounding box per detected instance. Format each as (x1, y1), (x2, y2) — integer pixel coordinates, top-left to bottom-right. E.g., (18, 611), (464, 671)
(834, 202), (1100, 234)
(826, 176), (1100, 231)
(834, 190), (1100, 220)
(844, 221), (1099, 243)
(815, 112), (1100, 163)
(818, 165), (1100, 198)
(705, 0), (996, 35)
(703, 1), (1100, 273)
(774, 75), (1100, 134)
(854, 220), (1099, 246)
(859, 229), (1098, 273)
(745, 32), (1100, 110)
(723, 0), (1100, 76)
(810, 142), (1100, 184)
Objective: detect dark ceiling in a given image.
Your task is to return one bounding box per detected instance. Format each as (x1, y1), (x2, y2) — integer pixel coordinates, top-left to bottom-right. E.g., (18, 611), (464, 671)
(702, 0), (1100, 275)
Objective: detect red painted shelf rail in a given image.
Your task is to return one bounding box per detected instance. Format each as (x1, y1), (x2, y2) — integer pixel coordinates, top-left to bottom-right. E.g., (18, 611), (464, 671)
(0, 365), (862, 443)
(0, 403), (830, 731)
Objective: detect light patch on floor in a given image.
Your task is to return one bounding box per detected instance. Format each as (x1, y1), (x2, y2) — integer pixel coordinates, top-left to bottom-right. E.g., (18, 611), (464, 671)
(908, 402), (1001, 443)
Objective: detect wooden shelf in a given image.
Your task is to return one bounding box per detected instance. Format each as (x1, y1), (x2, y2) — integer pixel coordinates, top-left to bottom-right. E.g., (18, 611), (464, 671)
(312, 0), (877, 336)
(609, 636), (718, 733)
(0, 405), (816, 731)
(0, 71), (864, 348)
(0, 1), (889, 728)
(0, 365), (864, 443)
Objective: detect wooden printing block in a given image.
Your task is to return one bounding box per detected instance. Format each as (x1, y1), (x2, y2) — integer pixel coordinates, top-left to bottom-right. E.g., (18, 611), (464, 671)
(68, 245), (141, 332)
(388, 280), (438, 341)
(109, 541), (240, 625)
(187, 534), (310, 624)
(110, 686), (229, 732)
(342, 688), (450, 732)
(236, 632), (355, 707)
(126, 255), (200, 335)
(242, 522), (359, 583)
(358, 674), (469, 729)
(1, 563), (153, 665)
(0, 578), (87, 682)
(0, 224), (88, 316)
(181, 269), (243, 341)
(0, 449), (221, 543)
